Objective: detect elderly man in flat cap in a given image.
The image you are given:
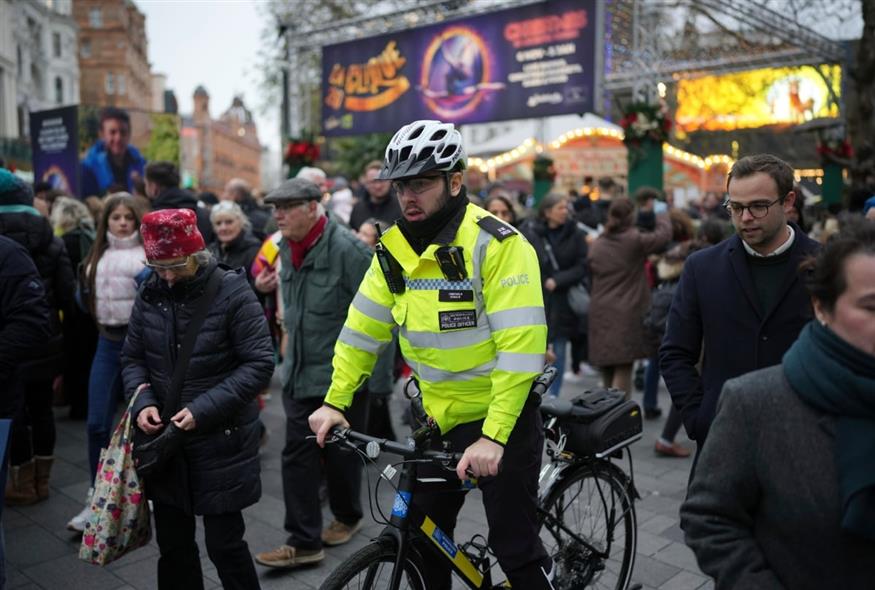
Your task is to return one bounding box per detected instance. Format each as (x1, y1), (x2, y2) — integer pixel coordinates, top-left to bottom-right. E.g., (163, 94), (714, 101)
(255, 178), (387, 569)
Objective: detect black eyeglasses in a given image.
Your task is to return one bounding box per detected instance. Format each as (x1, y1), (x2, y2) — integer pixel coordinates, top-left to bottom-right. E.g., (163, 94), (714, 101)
(391, 174), (446, 196)
(723, 197), (784, 219)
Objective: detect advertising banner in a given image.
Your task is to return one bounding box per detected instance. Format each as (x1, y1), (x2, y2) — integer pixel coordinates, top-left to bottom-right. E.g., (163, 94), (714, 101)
(321, 0), (597, 136)
(30, 105), (80, 196)
(676, 65), (841, 133)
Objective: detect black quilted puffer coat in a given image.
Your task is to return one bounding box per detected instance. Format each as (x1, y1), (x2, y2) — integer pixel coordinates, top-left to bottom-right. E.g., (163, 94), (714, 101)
(122, 260), (274, 515)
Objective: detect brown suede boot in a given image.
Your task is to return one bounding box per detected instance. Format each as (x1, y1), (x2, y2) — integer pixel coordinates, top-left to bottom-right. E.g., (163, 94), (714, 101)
(34, 455), (53, 500)
(5, 460), (39, 506)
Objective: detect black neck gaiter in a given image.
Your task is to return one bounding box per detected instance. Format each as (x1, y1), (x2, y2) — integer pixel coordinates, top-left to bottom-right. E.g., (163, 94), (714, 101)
(398, 185), (469, 255)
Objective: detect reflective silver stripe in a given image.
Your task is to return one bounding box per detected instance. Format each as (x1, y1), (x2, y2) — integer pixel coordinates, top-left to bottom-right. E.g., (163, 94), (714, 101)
(401, 324), (492, 350)
(495, 352), (544, 373)
(470, 227), (493, 295)
(414, 359), (496, 382)
(487, 307), (547, 331)
(352, 292), (394, 324)
(338, 325), (385, 354)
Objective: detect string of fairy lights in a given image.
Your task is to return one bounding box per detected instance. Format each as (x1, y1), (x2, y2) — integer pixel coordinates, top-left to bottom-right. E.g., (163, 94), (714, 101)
(467, 127), (827, 184)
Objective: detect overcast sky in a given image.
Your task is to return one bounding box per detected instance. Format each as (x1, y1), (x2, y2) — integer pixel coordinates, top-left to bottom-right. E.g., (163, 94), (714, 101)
(140, 0), (281, 156)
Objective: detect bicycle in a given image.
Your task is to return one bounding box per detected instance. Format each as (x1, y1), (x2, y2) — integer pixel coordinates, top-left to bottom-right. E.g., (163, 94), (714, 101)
(319, 367), (641, 590)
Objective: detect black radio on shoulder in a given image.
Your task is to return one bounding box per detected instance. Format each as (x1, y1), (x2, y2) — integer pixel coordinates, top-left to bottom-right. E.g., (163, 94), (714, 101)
(434, 246), (467, 281)
(375, 223), (405, 294)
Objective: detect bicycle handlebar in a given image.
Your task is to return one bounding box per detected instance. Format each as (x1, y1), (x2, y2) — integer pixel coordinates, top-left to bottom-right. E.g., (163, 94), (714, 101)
(328, 426), (462, 466)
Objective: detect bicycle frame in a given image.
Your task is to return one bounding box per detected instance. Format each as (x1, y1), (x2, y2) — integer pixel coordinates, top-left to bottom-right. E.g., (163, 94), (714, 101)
(380, 456), (490, 590)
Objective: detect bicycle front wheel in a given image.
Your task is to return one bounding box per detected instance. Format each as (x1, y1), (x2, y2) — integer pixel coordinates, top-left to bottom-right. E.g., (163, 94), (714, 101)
(540, 462), (637, 590)
(319, 539), (427, 590)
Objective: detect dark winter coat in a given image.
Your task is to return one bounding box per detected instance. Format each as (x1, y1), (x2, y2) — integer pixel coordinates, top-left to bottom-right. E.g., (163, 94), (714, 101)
(239, 196), (272, 241)
(587, 214), (671, 367)
(208, 231), (261, 282)
(520, 219), (588, 341)
(151, 187), (215, 244)
(348, 189), (402, 231)
(0, 208), (74, 377)
(659, 227), (820, 443)
(681, 366), (875, 589)
(122, 262), (274, 515)
(0, 235), (51, 415)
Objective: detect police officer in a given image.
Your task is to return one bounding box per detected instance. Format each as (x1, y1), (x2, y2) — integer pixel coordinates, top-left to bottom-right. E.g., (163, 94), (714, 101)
(309, 120), (554, 588)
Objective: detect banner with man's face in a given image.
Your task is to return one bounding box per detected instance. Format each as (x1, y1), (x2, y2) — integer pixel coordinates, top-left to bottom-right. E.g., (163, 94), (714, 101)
(321, 0), (598, 136)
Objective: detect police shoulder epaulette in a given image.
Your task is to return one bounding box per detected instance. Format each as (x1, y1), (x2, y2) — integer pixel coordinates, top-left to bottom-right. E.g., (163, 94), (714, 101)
(476, 216), (516, 241)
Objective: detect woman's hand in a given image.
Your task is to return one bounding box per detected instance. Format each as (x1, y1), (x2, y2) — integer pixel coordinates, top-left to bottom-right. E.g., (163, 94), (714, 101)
(171, 408), (197, 431)
(137, 406), (164, 434)
(544, 278), (557, 292)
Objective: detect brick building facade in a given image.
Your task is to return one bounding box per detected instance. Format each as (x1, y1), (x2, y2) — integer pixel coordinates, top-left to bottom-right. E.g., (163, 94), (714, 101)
(73, 0), (151, 111)
(181, 86), (261, 194)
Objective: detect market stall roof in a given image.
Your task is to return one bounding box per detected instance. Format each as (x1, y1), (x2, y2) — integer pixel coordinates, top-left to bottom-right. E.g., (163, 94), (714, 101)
(461, 114), (622, 157)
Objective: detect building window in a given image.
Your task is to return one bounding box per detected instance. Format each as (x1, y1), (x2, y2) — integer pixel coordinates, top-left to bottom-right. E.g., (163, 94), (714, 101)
(81, 39), (91, 58)
(117, 74), (125, 95)
(53, 33), (61, 58)
(105, 72), (114, 94)
(89, 8), (102, 27)
(55, 77), (63, 104)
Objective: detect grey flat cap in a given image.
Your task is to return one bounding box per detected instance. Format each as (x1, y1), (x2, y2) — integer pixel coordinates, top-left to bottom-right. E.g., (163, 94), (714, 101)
(264, 178), (322, 204)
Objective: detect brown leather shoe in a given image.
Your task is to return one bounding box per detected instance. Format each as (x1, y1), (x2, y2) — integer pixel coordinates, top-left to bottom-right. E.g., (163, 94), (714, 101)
(321, 519), (363, 546)
(254, 545), (324, 568)
(654, 440), (691, 458)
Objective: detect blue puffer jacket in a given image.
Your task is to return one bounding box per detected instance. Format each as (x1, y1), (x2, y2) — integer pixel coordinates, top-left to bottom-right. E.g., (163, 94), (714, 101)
(80, 141), (146, 197)
(121, 261), (274, 515)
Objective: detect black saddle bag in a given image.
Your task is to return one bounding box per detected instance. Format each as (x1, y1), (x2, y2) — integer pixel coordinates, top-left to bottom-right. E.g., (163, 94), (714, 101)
(563, 389), (643, 456)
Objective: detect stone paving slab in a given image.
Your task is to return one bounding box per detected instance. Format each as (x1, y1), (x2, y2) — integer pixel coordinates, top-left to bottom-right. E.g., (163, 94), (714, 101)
(5, 369), (710, 589)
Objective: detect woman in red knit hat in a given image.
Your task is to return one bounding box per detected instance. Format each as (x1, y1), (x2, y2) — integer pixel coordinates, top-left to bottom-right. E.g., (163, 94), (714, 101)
(122, 208), (274, 589)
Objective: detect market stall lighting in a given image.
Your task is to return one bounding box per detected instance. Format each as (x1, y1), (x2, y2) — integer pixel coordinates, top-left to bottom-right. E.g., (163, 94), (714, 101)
(472, 127), (735, 172)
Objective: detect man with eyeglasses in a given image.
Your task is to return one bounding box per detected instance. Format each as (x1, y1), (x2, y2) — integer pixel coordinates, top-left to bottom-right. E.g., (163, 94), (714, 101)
(308, 120), (555, 588)
(348, 160), (402, 231)
(660, 154), (820, 456)
(254, 178), (394, 570)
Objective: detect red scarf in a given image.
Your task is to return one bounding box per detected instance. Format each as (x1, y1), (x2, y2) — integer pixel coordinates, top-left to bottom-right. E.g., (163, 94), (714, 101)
(289, 215), (327, 270)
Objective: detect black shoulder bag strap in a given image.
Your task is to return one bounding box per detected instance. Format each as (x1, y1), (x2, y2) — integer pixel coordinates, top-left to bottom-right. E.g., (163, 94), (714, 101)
(159, 268), (223, 422)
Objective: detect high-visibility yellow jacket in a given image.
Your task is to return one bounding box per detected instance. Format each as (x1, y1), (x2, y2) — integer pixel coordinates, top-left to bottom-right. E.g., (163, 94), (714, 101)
(324, 202), (547, 444)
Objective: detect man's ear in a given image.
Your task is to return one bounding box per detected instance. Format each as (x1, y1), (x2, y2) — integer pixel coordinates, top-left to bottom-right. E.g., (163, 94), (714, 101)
(449, 172), (463, 197)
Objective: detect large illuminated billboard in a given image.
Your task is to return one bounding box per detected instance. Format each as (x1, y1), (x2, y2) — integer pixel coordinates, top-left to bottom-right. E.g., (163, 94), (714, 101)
(321, 0), (597, 136)
(675, 65), (841, 133)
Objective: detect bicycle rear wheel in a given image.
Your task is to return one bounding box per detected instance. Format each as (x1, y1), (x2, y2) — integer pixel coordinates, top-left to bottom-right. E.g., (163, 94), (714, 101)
(540, 462), (637, 590)
(320, 539), (427, 590)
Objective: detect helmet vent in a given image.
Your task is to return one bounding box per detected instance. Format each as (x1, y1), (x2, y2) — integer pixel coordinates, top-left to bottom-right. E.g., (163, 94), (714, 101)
(408, 125), (425, 140)
(440, 144), (457, 159)
(400, 146), (412, 162)
(430, 129), (447, 141)
(417, 146), (434, 161)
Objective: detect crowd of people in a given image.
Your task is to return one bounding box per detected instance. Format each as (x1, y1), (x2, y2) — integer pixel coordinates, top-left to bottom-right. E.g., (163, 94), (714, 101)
(1, 109), (874, 589)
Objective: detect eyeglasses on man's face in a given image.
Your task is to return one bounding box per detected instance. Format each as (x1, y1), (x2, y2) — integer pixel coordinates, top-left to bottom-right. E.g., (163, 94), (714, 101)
(270, 201), (308, 214)
(723, 196), (784, 219)
(143, 256), (191, 272)
(391, 174), (446, 196)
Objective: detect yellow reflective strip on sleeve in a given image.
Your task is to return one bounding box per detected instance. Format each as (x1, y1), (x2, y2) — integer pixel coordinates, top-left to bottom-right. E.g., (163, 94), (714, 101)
(420, 516), (483, 586)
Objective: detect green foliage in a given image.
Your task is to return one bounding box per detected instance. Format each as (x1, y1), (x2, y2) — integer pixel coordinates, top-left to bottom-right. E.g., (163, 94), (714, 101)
(143, 114), (181, 166)
(330, 132), (393, 179)
(78, 106), (100, 155)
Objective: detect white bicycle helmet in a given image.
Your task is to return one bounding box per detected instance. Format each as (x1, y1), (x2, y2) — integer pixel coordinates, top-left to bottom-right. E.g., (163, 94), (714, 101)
(379, 120), (467, 180)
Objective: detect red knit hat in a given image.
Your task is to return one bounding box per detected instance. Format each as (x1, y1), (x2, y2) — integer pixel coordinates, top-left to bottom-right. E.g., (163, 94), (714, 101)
(141, 209), (205, 260)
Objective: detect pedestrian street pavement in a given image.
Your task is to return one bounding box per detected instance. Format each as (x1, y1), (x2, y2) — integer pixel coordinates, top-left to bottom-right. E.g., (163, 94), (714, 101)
(5, 369), (712, 590)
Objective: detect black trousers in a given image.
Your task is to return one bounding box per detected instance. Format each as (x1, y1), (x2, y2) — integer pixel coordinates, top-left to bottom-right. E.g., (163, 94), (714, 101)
(413, 400), (550, 589)
(9, 378), (55, 465)
(281, 392), (369, 549)
(153, 502), (259, 590)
